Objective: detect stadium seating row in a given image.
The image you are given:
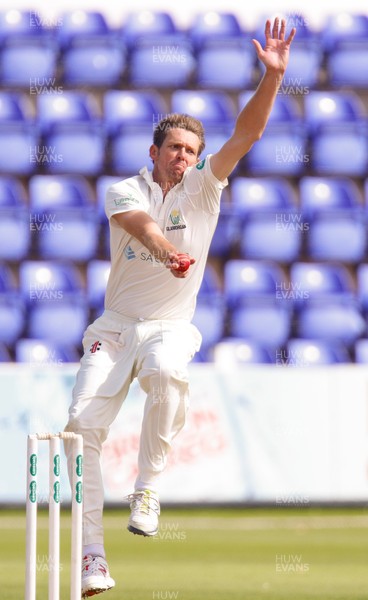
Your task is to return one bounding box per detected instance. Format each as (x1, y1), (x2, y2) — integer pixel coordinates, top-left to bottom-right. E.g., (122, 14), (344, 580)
(1, 89), (367, 177)
(5, 337), (368, 366)
(2, 259), (368, 362)
(1, 174), (368, 263)
(2, 174), (368, 262)
(0, 10), (367, 88)
(2, 89), (366, 128)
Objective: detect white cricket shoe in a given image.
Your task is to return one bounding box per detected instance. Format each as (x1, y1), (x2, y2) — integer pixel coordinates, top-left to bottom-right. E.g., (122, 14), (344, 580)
(81, 555), (115, 598)
(127, 489), (160, 536)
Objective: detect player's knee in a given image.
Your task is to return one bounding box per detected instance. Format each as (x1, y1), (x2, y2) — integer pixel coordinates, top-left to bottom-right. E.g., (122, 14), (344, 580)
(64, 420), (109, 447)
(139, 362), (188, 398)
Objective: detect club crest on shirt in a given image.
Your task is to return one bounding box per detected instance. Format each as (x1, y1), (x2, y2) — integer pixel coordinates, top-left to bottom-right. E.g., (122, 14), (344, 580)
(166, 209), (186, 231)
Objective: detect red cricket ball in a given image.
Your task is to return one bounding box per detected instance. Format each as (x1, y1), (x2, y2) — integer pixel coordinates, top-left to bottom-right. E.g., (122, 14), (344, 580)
(176, 254), (191, 272)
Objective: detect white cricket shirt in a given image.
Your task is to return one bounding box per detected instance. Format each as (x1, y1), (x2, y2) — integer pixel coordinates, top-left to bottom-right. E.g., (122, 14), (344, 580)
(104, 155), (227, 320)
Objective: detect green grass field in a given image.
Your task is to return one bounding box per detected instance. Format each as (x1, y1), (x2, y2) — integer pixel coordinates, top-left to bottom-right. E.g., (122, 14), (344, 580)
(3, 506), (368, 599)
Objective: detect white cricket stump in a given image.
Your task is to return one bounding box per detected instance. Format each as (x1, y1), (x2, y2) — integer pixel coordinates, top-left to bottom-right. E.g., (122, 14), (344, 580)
(25, 432), (83, 600)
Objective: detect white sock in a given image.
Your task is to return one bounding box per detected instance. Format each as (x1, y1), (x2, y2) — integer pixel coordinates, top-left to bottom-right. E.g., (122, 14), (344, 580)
(83, 543), (106, 559)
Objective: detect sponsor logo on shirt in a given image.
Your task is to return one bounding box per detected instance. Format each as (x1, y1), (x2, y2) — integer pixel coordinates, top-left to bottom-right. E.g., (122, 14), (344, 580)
(196, 158), (205, 170)
(140, 252), (161, 265)
(114, 194), (139, 207)
(124, 245), (136, 260)
(166, 209), (186, 231)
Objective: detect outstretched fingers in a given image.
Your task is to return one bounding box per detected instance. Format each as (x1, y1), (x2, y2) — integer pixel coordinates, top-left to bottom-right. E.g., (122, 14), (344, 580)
(264, 19), (271, 40)
(286, 27), (297, 45)
(272, 17), (280, 38)
(279, 19), (286, 40)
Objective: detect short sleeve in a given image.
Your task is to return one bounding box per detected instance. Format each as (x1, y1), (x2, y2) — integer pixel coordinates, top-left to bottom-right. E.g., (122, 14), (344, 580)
(105, 181), (146, 220)
(182, 155), (228, 214)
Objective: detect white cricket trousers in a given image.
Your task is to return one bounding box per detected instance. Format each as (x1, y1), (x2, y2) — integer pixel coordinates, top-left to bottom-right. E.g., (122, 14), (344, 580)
(64, 309), (201, 545)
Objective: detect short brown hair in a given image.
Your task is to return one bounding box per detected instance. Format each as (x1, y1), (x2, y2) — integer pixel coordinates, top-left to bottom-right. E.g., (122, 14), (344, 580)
(153, 113), (205, 156)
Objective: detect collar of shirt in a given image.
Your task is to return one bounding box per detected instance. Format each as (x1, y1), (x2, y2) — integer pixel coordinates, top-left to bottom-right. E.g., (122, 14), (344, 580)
(139, 165), (190, 203)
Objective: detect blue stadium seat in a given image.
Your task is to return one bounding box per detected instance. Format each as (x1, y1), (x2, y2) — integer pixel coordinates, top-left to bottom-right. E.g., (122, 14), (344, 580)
(87, 260), (110, 309)
(15, 338), (80, 364)
(0, 176), (30, 260)
(306, 212), (366, 262)
(244, 124), (308, 176)
(29, 174), (94, 209)
(0, 121), (39, 175)
(213, 338), (275, 365)
(20, 261), (87, 345)
(304, 91), (366, 133)
(300, 177), (363, 218)
(37, 94), (105, 174)
(355, 339), (368, 364)
(239, 92), (302, 125)
(0, 38), (57, 87)
(295, 298), (365, 346)
(122, 11), (179, 49)
(29, 175), (99, 260)
(290, 262), (355, 303)
(129, 37), (195, 88)
(43, 126), (105, 175)
(27, 297), (88, 345)
(189, 11), (243, 50)
(278, 42), (321, 89)
(109, 125), (152, 175)
(19, 261), (85, 303)
(196, 41), (254, 89)
(62, 40), (126, 87)
(327, 43), (368, 88)
(321, 13), (368, 51)
(231, 177), (297, 214)
(229, 296), (292, 347)
(0, 9), (50, 43)
(239, 211), (302, 263)
(57, 11), (124, 87)
(224, 259), (285, 307)
(310, 126), (368, 176)
(285, 338), (351, 366)
(104, 91), (166, 135)
(37, 92), (101, 134)
(57, 10), (111, 48)
(191, 295), (226, 351)
(171, 90), (235, 128)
